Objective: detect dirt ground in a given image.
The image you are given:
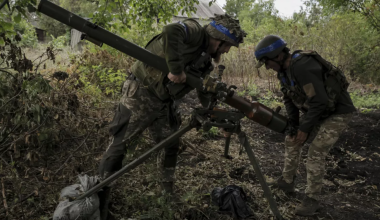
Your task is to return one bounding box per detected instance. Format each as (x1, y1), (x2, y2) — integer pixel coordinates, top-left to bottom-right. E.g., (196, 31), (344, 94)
(242, 105), (380, 220)
(165, 91), (380, 220)
(1, 89), (379, 220)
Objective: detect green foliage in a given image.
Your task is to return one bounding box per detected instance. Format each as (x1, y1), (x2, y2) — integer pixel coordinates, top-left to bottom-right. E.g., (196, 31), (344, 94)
(88, 64), (126, 97)
(224, 0), (254, 16)
(14, 19), (38, 47)
(316, 0), (380, 31)
(22, 74), (52, 99)
(225, 0), (380, 84)
(0, 39), (58, 153)
(109, 19), (164, 47)
(239, 0), (278, 25)
(88, 0), (208, 33)
(48, 35), (68, 49)
(0, 0), (38, 44)
(237, 90), (245, 96)
(351, 91), (380, 109)
(59, 0), (97, 17)
(247, 83), (260, 97)
(258, 90), (283, 109)
(71, 49), (130, 99)
(199, 126), (220, 138)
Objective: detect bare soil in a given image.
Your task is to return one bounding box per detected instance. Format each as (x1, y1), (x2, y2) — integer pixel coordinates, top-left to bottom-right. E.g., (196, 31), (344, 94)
(246, 106), (380, 220)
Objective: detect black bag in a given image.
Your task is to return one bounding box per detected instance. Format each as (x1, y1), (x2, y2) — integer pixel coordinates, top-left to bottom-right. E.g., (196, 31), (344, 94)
(211, 185), (254, 219)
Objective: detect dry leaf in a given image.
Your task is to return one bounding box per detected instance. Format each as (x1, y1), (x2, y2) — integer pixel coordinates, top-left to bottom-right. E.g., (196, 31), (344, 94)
(25, 135), (31, 145)
(14, 143), (20, 158)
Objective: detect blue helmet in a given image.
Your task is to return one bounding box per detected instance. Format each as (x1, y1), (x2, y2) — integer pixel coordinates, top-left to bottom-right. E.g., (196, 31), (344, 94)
(254, 35), (287, 68)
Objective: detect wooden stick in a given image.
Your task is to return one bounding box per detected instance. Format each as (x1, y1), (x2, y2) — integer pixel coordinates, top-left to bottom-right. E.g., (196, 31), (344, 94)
(1, 178), (8, 216)
(54, 133), (90, 175)
(181, 139), (207, 159)
(0, 190), (37, 214)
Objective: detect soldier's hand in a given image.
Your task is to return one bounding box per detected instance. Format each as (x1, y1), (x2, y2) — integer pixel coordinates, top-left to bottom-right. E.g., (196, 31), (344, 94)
(295, 130), (308, 145)
(286, 135), (296, 142)
(168, 71), (186, 84)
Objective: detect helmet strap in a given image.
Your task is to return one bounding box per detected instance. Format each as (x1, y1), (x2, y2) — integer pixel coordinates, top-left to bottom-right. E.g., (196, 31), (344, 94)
(269, 52), (289, 71)
(217, 41), (225, 51)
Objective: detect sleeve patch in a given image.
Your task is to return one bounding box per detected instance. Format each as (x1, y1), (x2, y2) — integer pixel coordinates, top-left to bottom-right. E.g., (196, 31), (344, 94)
(303, 83), (316, 98)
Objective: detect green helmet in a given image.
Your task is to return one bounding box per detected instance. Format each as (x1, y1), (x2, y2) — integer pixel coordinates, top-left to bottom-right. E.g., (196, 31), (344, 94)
(254, 35), (287, 68)
(205, 14), (247, 47)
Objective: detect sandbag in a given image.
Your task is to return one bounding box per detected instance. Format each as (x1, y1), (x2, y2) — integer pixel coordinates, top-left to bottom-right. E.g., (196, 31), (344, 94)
(53, 174), (100, 220)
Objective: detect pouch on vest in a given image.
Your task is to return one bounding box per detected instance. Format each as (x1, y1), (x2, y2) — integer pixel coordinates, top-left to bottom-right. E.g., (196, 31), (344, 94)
(289, 50), (349, 113)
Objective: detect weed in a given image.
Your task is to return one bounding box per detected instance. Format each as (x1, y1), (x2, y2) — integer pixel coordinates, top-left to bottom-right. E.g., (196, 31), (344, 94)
(258, 90), (284, 109)
(351, 91), (380, 109)
(247, 83), (260, 97)
(198, 127), (220, 138)
(237, 90), (246, 96)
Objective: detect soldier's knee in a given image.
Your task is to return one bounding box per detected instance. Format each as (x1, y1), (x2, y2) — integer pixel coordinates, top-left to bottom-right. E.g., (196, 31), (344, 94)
(109, 103), (132, 136)
(307, 148), (327, 161)
(311, 136), (338, 152)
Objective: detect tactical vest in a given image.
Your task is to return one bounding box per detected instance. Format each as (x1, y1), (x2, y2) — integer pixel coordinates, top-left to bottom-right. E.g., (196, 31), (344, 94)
(131, 19), (213, 101)
(279, 50), (349, 115)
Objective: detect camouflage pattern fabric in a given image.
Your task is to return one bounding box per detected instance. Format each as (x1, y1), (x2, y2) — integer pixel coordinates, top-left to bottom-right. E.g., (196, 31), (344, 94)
(205, 14), (247, 46)
(99, 78), (180, 182)
(282, 113), (353, 199)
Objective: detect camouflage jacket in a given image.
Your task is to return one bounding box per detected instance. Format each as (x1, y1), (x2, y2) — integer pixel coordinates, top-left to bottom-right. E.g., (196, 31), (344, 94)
(279, 51), (356, 133)
(131, 19), (212, 101)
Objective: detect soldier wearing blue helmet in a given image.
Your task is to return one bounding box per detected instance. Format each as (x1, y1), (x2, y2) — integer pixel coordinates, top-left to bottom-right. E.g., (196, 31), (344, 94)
(255, 35), (356, 216)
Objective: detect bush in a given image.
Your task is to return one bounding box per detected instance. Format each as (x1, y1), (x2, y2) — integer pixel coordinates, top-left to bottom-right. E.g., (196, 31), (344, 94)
(14, 19), (38, 48)
(49, 35), (68, 49)
(351, 91), (380, 109)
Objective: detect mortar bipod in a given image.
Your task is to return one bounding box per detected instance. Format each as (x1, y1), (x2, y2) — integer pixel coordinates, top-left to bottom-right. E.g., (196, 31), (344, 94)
(193, 108), (283, 220)
(77, 108), (283, 220)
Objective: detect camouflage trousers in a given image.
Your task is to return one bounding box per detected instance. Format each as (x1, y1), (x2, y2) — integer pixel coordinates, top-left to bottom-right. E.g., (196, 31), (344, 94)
(282, 113), (353, 199)
(99, 78), (181, 183)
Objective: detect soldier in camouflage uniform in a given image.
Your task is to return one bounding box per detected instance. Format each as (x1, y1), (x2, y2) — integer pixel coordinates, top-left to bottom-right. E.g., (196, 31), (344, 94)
(254, 35), (356, 216)
(97, 14), (246, 219)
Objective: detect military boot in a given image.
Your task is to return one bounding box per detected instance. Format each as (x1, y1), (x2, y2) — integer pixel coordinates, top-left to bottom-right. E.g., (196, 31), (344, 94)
(98, 172), (115, 220)
(161, 167), (175, 195)
(268, 176), (295, 193)
(161, 181), (174, 195)
(295, 196), (322, 216)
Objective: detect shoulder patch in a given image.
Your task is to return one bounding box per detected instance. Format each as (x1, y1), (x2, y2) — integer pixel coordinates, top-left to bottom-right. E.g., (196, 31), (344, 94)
(303, 83), (316, 98)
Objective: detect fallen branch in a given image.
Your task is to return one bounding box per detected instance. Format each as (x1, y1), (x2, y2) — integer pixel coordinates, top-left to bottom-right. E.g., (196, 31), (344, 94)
(54, 133), (91, 175)
(0, 190), (38, 214)
(73, 152), (103, 157)
(1, 178), (8, 216)
(180, 139), (207, 159)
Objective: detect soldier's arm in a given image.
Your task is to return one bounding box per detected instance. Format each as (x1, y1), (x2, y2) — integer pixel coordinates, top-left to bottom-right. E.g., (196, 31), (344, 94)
(283, 93), (299, 126)
(294, 56), (329, 133)
(162, 20), (204, 76)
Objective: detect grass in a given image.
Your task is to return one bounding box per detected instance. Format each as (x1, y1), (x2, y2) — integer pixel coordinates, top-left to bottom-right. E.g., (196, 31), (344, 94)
(198, 126), (221, 138)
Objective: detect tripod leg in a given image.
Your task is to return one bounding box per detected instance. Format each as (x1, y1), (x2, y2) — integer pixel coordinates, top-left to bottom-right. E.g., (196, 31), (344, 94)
(224, 135), (233, 159)
(238, 132), (283, 220)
